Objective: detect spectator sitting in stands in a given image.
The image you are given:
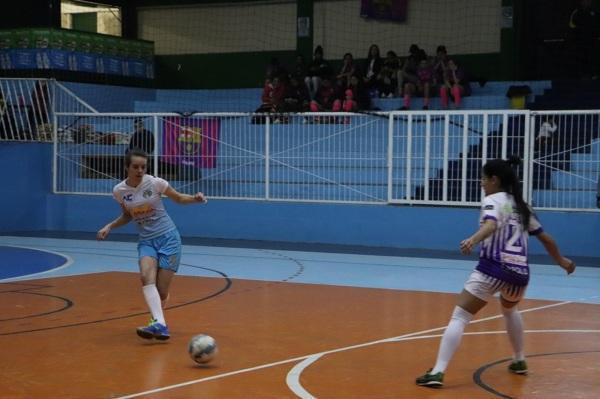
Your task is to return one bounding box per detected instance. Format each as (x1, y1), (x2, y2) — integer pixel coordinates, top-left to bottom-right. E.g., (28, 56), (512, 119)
(256, 76), (287, 114)
(332, 89), (358, 113)
(291, 54), (307, 80)
(336, 52), (356, 89)
(363, 44), (383, 96)
(400, 44), (427, 109)
(440, 59), (471, 109)
(402, 58), (434, 110)
(378, 50), (401, 98)
(310, 78), (337, 111)
(281, 76), (310, 112)
(433, 45), (450, 86)
(128, 118), (155, 155)
(348, 74), (371, 111)
(305, 45), (333, 100)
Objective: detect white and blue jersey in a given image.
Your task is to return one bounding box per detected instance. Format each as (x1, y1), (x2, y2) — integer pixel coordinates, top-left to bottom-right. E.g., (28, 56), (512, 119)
(475, 192), (543, 286)
(112, 175), (177, 240)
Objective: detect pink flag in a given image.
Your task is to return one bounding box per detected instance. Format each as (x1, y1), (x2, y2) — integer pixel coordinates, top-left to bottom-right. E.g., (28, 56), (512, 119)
(162, 117), (220, 168)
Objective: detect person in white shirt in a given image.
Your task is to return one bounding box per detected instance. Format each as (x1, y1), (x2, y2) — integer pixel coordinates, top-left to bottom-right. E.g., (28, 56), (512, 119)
(416, 157), (575, 388)
(97, 149), (207, 340)
(536, 116), (557, 144)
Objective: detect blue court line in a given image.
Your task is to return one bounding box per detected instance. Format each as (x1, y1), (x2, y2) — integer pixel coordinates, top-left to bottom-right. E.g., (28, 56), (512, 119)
(0, 236), (599, 304)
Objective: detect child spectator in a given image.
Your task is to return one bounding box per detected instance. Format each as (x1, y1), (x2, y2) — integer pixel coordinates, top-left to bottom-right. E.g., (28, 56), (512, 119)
(291, 54), (307, 80)
(309, 78), (337, 112)
(349, 74), (371, 111)
(281, 76), (310, 112)
(253, 76), (287, 123)
(440, 59), (471, 108)
(378, 50), (401, 98)
(402, 56), (433, 109)
(400, 44), (427, 109)
(363, 44), (383, 96)
(332, 89), (358, 112)
(336, 53), (356, 89)
(305, 46), (333, 100)
(433, 45), (450, 85)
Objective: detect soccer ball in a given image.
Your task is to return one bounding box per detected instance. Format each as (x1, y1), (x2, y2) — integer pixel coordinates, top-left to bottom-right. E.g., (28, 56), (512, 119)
(188, 334), (218, 364)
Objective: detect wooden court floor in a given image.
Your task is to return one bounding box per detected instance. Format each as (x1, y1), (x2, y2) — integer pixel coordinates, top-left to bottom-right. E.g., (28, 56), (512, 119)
(1, 272), (599, 398)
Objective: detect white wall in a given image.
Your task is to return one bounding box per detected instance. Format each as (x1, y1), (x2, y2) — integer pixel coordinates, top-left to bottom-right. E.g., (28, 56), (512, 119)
(138, 1), (297, 55)
(137, 0), (501, 57)
(314, 0), (501, 60)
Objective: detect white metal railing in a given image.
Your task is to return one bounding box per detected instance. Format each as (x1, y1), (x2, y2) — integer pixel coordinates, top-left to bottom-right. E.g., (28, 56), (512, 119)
(52, 110), (600, 212)
(0, 78), (97, 142)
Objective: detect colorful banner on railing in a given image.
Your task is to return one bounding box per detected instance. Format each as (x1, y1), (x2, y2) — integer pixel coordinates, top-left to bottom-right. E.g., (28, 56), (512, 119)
(162, 117), (221, 168)
(0, 28), (154, 79)
(360, 0), (409, 22)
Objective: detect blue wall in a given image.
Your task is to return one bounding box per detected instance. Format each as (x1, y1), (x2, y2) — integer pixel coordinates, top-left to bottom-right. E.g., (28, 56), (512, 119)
(1, 143), (599, 257)
(0, 143), (51, 232)
(61, 82), (156, 112)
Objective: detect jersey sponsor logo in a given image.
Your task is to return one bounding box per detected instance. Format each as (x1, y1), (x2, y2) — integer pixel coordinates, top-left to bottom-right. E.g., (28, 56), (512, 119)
(143, 189), (153, 198)
(131, 203), (154, 218)
(484, 204), (494, 210)
(123, 194), (133, 202)
(501, 252), (528, 267)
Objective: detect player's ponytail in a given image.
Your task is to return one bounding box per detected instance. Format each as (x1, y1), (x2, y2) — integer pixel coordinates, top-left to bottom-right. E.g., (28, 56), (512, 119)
(483, 156), (531, 230)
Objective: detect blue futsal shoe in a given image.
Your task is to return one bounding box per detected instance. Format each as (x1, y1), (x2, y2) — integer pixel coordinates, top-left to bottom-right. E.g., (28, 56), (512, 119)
(136, 321), (170, 340)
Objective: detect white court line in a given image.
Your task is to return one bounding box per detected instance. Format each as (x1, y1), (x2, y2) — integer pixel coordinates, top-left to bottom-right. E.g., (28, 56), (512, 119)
(285, 299), (599, 398)
(115, 299), (587, 399)
(0, 244), (74, 282)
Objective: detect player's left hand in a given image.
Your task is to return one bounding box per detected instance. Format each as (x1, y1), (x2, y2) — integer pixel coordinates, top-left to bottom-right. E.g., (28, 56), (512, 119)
(559, 257), (576, 275)
(194, 192), (208, 203)
(460, 237), (475, 255)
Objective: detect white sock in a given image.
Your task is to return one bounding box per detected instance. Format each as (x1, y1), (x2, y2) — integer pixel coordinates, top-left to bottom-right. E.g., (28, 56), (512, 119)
(431, 306), (474, 374)
(502, 306), (525, 361)
(142, 284), (166, 325)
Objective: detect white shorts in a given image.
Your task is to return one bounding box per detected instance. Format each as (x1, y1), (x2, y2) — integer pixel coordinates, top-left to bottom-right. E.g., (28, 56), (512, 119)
(464, 270), (527, 303)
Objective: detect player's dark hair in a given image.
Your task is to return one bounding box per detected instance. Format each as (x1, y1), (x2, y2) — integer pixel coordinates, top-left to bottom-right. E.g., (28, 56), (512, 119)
(483, 156), (531, 230)
(125, 149), (148, 168)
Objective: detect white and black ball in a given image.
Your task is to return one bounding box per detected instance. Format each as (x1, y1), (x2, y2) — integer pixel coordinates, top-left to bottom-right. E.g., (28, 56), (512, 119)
(188, 334), (218, 364)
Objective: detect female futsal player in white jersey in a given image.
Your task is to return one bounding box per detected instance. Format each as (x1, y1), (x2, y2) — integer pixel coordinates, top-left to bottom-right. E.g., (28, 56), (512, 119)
(416, 157), (575, 387)
(97, 149), (207, 340)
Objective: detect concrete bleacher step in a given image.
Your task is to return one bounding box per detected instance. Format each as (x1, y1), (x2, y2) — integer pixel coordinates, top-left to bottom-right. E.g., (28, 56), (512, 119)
(551, 171), (598, 190)
(371, 95), (510, 111)
(470, 80), (551, 96)
(532, 189), (597, 209)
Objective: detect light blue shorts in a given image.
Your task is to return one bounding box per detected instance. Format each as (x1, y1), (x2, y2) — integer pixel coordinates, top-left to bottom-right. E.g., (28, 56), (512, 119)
(138, 229), (182, 272)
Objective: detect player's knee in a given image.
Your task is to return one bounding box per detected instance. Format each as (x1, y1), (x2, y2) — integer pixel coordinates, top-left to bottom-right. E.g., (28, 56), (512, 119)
(501, 302), (518, 315)
(140, 274), (154, 286)
(451, 306), (474, 324)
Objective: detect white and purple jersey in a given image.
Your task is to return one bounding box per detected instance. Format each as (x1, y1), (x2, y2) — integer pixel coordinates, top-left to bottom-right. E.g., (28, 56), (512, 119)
(113, 175), (176, 240)
(475, 192), (543, 286)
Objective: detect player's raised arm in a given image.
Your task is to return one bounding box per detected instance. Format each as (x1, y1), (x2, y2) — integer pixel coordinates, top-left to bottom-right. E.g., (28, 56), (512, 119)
(163, 186), (208, 205)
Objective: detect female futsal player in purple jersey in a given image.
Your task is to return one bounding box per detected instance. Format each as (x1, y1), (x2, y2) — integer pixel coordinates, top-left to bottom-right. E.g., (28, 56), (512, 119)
(416, 158), (575, 388)
(97, 149), (207, 340)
